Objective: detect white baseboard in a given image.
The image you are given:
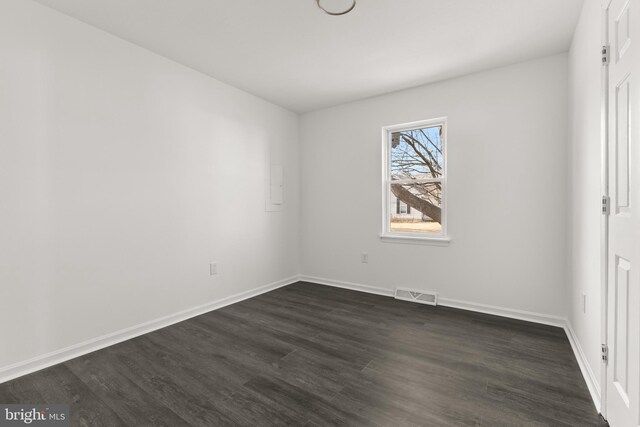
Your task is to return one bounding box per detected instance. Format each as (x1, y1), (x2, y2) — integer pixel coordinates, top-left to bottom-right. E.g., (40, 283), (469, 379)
(437, 297), (566, 328)
(564, 322), (601, 412)
(0, 276), (299, 385)
(300, 275), (565, 327)
(299, 275), (395, 297)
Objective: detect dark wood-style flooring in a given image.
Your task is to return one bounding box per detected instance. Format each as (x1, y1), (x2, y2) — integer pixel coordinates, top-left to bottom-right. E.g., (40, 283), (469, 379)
(0, 282), (606, 426)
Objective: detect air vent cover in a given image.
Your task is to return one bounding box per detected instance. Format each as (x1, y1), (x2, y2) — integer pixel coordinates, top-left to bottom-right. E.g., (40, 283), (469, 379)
(394, 287), (438, 306)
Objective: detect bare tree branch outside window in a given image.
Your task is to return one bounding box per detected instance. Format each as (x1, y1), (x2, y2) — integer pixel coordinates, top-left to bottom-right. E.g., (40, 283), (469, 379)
(390, 125), (443, 228)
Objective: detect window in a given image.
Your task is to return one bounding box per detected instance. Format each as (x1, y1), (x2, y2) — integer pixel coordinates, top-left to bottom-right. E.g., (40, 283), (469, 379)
(396, 199), (410, 215)
(382, 118), (448, 244)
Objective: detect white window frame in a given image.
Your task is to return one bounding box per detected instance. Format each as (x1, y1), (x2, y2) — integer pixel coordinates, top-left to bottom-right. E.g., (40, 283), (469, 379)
(381, 118), (450, 246)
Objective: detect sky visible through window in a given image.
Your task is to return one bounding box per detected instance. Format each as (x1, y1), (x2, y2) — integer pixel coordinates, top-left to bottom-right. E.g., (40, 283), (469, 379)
(391, 126), (442, 181)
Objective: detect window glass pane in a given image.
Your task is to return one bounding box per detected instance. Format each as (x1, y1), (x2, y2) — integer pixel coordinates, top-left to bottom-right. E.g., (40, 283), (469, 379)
(391, 126), (443, 180)
(389, 182), (442, 234)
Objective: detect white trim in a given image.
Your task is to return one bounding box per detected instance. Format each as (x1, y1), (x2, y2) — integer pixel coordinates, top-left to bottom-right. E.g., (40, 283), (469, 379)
(299, 275), (395, 297)
(392, 177), (443, 185)
(565, 322), (602, 412)
(300, 275), (564, 327)
(600, 2), (610, 418)
(0, 276), (299, 385)
(382, 118), (447, 133)
(380, 234), (451, 246)
(381, 117), (448, 241)
(437, 297), (566, 328)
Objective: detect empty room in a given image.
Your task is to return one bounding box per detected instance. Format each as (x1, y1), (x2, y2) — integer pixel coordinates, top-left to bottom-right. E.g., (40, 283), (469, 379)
(0, 0), (638, 425)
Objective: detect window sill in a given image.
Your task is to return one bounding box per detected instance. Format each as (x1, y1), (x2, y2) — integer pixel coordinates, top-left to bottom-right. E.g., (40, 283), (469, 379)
(380, 234), (451, 246)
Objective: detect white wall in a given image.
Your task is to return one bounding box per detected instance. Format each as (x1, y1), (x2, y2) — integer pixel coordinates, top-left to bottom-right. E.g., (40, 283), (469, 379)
(567, 0), (604, 404)
(300, 54), (569, 318)
(0, 0), (604, 397)
(0, 0), (299, 371)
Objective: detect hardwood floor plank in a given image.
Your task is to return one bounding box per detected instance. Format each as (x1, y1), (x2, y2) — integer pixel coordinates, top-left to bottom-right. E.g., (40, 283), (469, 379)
(106, 338), (250, 426)
(0, 375), (46, 404)
(6, 365), (128, 427)
(242, 374), (365, 426)
(65, 351), (190, 427)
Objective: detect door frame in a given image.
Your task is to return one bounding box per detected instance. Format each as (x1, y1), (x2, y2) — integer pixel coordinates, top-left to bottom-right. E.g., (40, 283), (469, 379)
(600, 0), (610, 419)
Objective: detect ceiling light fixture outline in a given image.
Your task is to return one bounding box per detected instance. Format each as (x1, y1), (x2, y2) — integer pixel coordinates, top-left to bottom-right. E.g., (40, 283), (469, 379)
(316, 0), (356, 16)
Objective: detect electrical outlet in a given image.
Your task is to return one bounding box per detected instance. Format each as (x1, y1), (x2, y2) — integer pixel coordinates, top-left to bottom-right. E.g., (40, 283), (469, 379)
(210, 263), (218, 276)
(361, 253), (368, 264)
(582, 293), (587, 314)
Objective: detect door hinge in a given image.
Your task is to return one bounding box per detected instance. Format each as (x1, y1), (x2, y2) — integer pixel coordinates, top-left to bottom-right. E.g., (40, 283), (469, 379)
(602, 344), (609, 364)
(602, 195), (610, 215)
(602, 45), (610, 66)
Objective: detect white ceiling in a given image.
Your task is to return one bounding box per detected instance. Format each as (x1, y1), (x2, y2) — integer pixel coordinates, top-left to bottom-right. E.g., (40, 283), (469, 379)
(33, 0), (584, 113)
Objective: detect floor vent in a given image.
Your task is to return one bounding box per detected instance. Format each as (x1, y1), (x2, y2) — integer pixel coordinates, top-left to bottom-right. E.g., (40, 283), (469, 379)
(394, 288), (438, 306)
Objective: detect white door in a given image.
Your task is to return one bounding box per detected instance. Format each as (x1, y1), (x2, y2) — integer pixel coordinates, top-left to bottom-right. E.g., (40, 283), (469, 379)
(606, 0), (640, 425)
